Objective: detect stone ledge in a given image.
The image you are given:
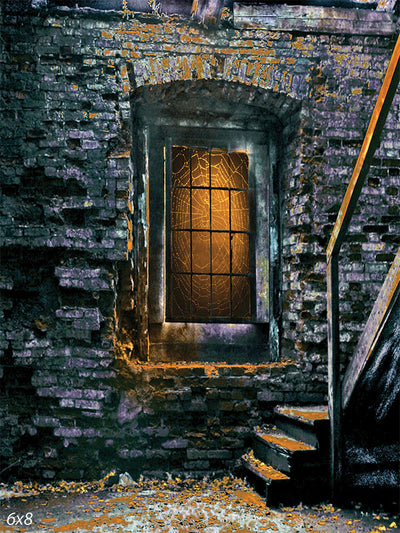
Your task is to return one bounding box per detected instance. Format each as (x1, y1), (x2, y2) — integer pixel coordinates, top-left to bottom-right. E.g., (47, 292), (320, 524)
(233, 3), (396, 35)
(122, 360), (299, 378)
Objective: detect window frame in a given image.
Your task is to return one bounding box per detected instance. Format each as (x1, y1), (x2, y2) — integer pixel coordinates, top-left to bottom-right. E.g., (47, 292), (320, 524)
(147, 125), (272, 327)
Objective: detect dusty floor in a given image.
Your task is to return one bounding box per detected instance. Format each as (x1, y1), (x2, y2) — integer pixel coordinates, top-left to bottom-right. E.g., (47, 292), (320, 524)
(0, 477), (399, 532)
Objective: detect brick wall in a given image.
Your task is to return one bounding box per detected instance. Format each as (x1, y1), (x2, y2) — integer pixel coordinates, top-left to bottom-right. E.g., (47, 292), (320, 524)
(0, 4), (399, 479)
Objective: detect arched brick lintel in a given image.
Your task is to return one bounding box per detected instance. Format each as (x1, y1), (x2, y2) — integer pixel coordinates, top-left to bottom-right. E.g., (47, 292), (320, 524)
(124, 53), (311, 106)
(127, 79), (304, 130)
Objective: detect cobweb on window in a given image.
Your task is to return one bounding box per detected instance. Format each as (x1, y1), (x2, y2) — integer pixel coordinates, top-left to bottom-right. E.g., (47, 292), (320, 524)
(170, 146), (251, 320)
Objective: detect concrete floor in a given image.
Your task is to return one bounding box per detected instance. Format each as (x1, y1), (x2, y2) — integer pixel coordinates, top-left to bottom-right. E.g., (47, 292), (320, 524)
(0, 477), (399, 532)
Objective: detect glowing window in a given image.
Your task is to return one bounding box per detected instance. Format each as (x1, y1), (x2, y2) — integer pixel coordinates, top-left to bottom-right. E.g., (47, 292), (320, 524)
(168, 146), (252, 321)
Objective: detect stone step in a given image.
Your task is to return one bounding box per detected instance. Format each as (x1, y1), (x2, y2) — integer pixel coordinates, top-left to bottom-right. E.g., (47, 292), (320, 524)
(240, 450), (291, 505)
(241, 450), (329, 505)
(253, 424), (317, 474)
(274, 405), (329, 450)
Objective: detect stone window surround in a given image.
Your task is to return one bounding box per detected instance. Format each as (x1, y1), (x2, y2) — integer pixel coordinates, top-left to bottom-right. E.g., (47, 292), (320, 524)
(129, 81), (300, 363)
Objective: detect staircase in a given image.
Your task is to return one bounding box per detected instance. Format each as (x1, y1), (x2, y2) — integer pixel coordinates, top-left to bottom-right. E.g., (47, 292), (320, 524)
(241, 405), (329, 505)
(326, 35), (400, 499)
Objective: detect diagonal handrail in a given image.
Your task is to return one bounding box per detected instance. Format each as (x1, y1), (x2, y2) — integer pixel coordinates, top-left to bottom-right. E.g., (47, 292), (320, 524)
(327, 34), (400, 261)
(326, 34), (400, 501)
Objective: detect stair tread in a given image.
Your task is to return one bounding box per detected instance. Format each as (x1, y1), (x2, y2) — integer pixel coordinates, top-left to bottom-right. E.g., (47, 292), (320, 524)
(242, 450), (290, 482)
(255, 425), (316, 453)
(275, 405), (329, 426)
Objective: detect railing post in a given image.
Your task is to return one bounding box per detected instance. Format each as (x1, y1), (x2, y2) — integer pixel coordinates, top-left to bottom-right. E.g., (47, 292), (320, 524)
(327, 255), (342, 501)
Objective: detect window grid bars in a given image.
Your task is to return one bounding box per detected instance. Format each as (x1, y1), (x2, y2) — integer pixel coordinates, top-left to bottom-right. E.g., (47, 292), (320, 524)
(170, 146), (251, 320)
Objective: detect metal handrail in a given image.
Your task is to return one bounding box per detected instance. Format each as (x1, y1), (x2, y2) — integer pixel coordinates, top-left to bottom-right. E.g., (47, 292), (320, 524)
(326, 34), (400, 500)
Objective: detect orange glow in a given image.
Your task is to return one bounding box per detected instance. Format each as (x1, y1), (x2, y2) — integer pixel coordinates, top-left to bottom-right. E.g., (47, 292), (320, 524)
(170, 146), (251, 320)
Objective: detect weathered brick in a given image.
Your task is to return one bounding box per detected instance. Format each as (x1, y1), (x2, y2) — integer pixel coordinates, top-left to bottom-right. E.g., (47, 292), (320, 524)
(1, 4), (398, 484)
(162, 438), (188, 450)
(54, 427), (82, 438)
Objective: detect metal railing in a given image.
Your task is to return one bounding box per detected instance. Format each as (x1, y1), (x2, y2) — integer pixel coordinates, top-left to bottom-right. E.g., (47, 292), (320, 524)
(326, 34), (400, 500)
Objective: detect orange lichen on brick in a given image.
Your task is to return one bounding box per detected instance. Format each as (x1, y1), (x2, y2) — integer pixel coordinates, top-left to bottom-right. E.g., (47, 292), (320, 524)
(293, 40), (304, 49)
(129, 360), (296, 376)
(258, 433), (313, 452)
(218, 48), (236, 55)
(111, 150), (130, 159)
(180, 33), (191, 43)
(249, 48), (275, 57)
(114, 27), (141, 36)
(182, 56), (191, 80)
(191, 36), (205, 44)
(195, 55), (204, 78)
(127, 219), (133, 254)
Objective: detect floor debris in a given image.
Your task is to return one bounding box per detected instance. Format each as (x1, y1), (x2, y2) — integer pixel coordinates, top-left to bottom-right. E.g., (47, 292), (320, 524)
(0, 476), (398, 532)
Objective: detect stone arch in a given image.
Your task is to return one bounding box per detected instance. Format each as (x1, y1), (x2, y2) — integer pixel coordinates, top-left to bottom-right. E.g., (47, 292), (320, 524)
(126, 52), (310, 101)
(131, 79), (302, 126)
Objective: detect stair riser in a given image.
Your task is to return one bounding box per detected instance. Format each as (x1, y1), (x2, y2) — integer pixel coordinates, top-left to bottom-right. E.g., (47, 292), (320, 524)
(239, 461), (302, 506)
(274, 418), (320, 448)
(267, 484), (330, 506)
(243, 467), (329, 505)
(289, 470), (330, 489)
(241, 465), (290, 493)
(253, 438), (322, 475)
(253, 437), (291, 473)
